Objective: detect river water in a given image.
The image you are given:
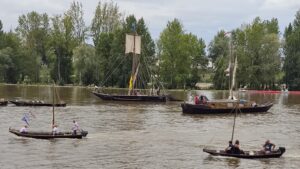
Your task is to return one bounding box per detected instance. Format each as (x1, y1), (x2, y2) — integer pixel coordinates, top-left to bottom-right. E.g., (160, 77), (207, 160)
(0, 85), (299, 169)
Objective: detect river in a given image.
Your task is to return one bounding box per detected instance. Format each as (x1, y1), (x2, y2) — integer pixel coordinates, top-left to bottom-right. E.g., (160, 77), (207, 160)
(0, 85), (299, 169)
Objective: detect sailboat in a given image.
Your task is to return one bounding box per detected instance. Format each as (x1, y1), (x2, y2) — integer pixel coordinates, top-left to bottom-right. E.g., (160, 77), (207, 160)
(181, 34), (273, 114)
(203, 102), (285, 159)
(9, 84), (88, 139)
(93, 31), (168, 102)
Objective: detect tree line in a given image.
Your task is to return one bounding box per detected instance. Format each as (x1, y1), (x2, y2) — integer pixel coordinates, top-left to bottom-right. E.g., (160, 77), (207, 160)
(0, 1), (300, 90)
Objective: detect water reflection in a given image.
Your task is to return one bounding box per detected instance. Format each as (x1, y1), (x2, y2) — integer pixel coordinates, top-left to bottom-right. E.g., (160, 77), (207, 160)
(225, 158), (241, 169)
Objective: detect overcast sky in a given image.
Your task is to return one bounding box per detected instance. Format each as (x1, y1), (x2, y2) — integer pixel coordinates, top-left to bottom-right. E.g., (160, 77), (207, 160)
(1, 0), (300, 44)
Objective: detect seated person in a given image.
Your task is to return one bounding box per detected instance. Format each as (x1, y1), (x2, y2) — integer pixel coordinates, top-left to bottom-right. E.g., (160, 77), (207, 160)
(52, 125), (59, 135)
(194, 95), (199, 104)
(231, 140), (245, 154)
(225, 140), (233, 153)
(263, 139), (276, 153)
(20, 125), (28, 133)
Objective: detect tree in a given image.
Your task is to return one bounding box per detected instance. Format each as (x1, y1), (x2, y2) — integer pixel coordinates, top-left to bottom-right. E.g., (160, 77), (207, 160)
(73, 44), (97, 85)
(91, 1), (122, 46)
(208, 30), (230, 64)
(16, 11), (51, 82)
(283, 10), (300, 90)
(158, 19), (207, 88)
(66, 1), (86, 44)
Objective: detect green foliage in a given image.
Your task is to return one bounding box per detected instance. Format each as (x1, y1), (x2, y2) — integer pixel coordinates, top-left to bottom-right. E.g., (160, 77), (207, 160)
(210, 17), (281, 90)
(283, 10), (300, 90)
(73, 44), (97, 85)
(158, 19), (207, 88)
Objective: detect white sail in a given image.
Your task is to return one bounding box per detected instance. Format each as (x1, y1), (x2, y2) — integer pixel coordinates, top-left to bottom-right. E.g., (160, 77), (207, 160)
(125, 34), (141, 54)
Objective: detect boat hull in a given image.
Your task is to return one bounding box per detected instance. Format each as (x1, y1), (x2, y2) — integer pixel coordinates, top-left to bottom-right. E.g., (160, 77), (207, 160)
(203, 147), (285, 159)
(181, 102), (273, 114)
(9, 100), (66, 107)
(0, 100), (8, 106)
(9, 128), (87, 139)
(92, 92), (167, 102)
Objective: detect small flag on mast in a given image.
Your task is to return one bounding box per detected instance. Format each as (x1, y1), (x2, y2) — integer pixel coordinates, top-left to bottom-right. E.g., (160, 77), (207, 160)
(21, 113), (30, 125)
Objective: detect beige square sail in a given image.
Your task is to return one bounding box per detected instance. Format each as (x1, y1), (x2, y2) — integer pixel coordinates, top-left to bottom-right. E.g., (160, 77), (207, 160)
(125, 34), (141, 54)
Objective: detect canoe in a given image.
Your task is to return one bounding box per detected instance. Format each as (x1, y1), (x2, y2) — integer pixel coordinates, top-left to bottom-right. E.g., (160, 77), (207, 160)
(203, 147), (285, 159)
(92, 92), (167, 102)
(181, 102), (273, 114)
(9, 100), (66, 107)
(9, 128), (88, 139)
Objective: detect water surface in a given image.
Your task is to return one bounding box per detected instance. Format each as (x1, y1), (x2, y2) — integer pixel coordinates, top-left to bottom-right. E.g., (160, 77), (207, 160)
(0, 85), (299, 168)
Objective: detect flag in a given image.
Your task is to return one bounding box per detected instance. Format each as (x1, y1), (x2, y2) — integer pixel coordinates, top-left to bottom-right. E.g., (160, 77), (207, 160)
(21, 113), (30, 125)
(129, 75), (133, 90)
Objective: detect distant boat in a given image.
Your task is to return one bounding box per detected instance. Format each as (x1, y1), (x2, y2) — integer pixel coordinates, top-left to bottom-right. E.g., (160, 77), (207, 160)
(93, 30), (180, 102)
(0, 99), (8, 106)
(9, 99), (66, 107)
(9, 84), (87, 139)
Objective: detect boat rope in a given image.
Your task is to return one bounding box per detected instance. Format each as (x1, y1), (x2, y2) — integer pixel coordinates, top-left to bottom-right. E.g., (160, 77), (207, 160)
(100, 55), (127, 87)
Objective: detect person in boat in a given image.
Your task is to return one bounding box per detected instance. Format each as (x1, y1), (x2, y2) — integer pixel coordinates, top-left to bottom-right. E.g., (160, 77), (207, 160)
(263, 139), (276, 153)
(72, 120), (80, 135)
(232, 140), (244, 154)
(251, 101), (257, 107)
(194, 95), (199, 104)
(20, 125), (28, 133)
(52, 124), (59, 135)
(225, 140), (234, 153)
(199, 95), (207, 104)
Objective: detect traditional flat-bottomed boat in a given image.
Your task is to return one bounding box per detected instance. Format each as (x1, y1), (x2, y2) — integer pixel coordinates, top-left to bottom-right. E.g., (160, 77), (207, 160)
(0, 99), (8, 106)
(203, 147), (285, 159)
(181, 100), (273, 114)
(9, 128), (88, 139)
(10, 100), (66, 107)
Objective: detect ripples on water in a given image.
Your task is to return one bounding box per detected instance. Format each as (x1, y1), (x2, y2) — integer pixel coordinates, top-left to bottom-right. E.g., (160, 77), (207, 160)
(0, 85), (300, 168)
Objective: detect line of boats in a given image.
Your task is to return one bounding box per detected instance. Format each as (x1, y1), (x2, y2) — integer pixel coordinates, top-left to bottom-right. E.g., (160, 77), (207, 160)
(3, 31), (286, 159)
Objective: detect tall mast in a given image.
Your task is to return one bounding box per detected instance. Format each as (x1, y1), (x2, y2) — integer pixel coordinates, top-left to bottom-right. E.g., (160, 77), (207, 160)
(52, 83), (55, 127)
(127, 23), (141, 95)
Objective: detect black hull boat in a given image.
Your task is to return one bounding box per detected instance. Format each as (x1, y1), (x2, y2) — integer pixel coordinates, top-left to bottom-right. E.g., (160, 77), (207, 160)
(92, 92), (167, 102)
(203, 147), (285, 159)
(9, 128), (88, 139)
(0, 100), (8, 106)
(10, 100), (66, 107)
(181, 102), (273, 114)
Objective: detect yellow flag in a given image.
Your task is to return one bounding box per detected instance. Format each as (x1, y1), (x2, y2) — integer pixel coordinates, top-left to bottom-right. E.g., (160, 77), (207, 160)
(129, 76), (133, 89)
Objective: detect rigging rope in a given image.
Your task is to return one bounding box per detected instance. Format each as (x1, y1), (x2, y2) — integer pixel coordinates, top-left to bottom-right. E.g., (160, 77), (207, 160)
(100, 55), (127, 87)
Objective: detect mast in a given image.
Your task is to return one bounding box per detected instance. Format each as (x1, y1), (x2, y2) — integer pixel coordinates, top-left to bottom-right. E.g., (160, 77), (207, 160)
(52, 83), (55, 127)
(126, 23), (141, 95)
(231, 101), (238, 141)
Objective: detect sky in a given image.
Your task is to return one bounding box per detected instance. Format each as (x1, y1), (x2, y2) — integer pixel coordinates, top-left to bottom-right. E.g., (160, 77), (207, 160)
(1, 0), (300, 45)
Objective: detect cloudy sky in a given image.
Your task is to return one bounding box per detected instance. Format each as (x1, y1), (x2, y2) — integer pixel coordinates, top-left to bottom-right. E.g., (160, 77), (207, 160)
(1, 0), (300, 44)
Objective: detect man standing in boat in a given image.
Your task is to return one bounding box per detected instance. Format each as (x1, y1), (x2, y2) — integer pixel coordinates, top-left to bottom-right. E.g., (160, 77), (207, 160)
(72, 120), (80, 135)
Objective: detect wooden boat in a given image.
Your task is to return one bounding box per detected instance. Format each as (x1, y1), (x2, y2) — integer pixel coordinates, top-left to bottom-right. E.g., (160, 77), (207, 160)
(203, 147), (285, 159)
(9, 100), (66, 107)
(92, 92), (167, 102)
(93, 30), (180, 103)
(9, 128), (88, 139)
(181, 100), (273, 114)
(9, 84), (88, 139)
(0, 99), (8, 106)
